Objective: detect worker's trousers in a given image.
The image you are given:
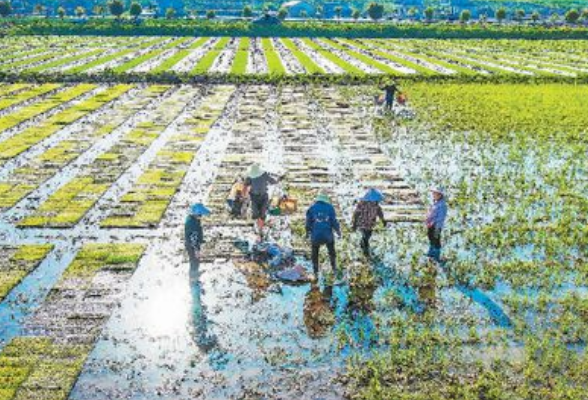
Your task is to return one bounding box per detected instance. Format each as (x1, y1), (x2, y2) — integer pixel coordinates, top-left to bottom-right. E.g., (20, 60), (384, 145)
(311, 240), (337, 277)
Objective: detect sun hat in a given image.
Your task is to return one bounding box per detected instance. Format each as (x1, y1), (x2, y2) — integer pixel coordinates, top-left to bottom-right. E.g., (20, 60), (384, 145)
(190, 203), (211, 216)
(315, 192), (331, 204)
(248, 163), (264, 179)
(362, 188), (385, 202)
(430, 187), (445, 197)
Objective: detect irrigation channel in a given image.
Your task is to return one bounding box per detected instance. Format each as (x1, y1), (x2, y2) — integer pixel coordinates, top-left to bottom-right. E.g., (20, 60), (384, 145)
(0, 84), (512, 399)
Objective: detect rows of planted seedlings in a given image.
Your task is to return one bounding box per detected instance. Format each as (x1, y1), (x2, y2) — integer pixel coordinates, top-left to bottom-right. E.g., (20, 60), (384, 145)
(3, 36), (587, 78)
(0, 84), (99, 139)
(0, 85), (170, 210)
(0, 85), (135, 175)
(0, 245), (53, 302)
(16, 85), (202, 228)
(0, 243), (145, 400)
(0, 84), (61, 113)
(101, 86), (234, 228)
(0, 84), (35, 97)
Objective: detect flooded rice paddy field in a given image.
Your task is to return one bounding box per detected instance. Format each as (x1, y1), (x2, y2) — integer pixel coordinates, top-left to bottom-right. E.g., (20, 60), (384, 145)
(0, 82), (586, 399)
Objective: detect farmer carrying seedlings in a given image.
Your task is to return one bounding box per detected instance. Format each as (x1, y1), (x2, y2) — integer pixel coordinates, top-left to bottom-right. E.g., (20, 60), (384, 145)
(380, 79), (399, 111)
(352, 188), (386, 257)
(185, 203), (211, 266)
(425, 187), (447, 262)
(306, 192), (343, 284)
(245, 163), (280, 233)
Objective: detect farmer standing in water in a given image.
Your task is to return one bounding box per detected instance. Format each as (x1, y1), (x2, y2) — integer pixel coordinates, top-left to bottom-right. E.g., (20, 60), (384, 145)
(380, 79), (399, 111)
(426, 187), (447, 262)
(244, 163), (281, 235)
(185, 203), (211, 268)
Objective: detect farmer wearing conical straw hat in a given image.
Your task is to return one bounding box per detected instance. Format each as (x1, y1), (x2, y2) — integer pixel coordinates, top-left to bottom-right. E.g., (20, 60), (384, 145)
(306, 192), (342, 284)
(379, 78), (399, 111)
(352, 188), (386, 257)
(244, 163), (281, 234)
(185, 203), (211, 267)
(425, 187), (448, 262)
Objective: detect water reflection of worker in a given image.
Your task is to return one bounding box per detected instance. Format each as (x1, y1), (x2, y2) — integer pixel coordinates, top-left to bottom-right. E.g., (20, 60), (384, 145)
(303, 284), (335, 339)
(189, 259), (217, 352)
(339, 271), (378, 350)
(185, 203), (217, 351)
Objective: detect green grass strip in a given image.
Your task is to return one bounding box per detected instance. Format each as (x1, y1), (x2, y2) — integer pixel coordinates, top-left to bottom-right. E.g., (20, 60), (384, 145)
(191, 37), (230, 75)
(261, 38), (286, 75)
(0, 85), (131, 165)
(352, 39), (448, 75)
(445, 48), (560, 77)
(389, 42), (512, 76)
(281, 38), (324, 74)
(301, 38), (364, 75)
(113, 38), (190, 73)
(113, 49), (167, 73)
(152, 37), (210, 73)
(321, 38), (402, 75)
(0, 83), (97, 134)
(0, 83), (60, 112)
(0, 245), (53, 302)
(0, 51), (65, 72)
(23, 50), (104, 73)
(230, 37), (250, 75)
(66, 37), (163, 73)
(0, 47), (49, 66)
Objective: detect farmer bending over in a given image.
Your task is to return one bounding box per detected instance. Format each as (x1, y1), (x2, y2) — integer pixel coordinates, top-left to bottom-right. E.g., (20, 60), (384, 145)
(245, 163), (280, 233)
(306, 192), (343, 284)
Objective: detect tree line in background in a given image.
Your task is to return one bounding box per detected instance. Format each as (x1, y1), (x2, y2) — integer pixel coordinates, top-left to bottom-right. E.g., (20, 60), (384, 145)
(1, 0), (588, 24)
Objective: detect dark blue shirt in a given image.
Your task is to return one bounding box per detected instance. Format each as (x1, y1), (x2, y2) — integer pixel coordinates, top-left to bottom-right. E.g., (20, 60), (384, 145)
(184, 216), (204, 251)
(306, 201), (341, 244)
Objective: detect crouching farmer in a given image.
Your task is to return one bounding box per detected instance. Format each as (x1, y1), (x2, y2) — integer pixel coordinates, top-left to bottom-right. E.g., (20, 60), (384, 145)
(306, 192), (342, 284)
(425, 187), (447, 262)
(185, 203), (211, 267)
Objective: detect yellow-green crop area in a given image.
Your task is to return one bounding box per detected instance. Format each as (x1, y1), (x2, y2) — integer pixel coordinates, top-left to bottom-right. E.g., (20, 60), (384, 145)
(0, 61), (586, 398)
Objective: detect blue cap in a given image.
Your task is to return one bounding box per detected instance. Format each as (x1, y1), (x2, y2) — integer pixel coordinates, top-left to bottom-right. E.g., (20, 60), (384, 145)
(362, 188), (385, 202)
(190, 203), (211, 216)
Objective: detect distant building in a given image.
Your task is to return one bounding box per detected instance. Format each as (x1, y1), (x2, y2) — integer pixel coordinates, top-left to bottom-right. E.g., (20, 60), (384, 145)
(190, 0), (247, 17)
(281, 1), (315, 18)
(323, 2), (352, 19)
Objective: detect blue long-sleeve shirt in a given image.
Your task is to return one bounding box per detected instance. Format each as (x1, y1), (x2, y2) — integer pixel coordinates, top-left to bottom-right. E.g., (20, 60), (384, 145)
(306, 201), (341, 244)
(185, 216), (204, 251)
(426, 198), (447, 230)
